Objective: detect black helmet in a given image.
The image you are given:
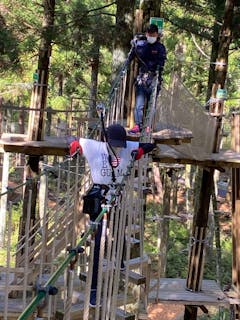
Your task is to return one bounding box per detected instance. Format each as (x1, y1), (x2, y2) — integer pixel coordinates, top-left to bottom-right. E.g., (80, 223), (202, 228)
(107, 124), (127, 148)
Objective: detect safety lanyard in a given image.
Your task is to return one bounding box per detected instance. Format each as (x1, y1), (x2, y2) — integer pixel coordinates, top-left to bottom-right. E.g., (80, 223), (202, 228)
(99, 110), (117, 184)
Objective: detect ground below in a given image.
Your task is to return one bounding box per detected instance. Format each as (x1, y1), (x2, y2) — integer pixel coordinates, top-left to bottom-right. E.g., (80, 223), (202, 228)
(147, 303), (184, 320)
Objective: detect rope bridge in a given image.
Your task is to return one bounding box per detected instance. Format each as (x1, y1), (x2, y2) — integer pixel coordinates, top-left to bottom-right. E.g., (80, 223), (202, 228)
(0, 63), (159, 320)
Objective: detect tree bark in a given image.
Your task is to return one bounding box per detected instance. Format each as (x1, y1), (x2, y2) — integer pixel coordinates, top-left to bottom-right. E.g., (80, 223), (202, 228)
(88, 35), (100, 118)
(112, 0), (135, 74)
(18, 0), (56, 265)
(159, 169), (171, 277)
(141, 0), (162, 28)
(184, 0), (235, 318)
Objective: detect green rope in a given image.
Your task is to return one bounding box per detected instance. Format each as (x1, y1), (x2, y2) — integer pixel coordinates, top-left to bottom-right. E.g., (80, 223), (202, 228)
(17, 60), (133, 320)
(18, 206), (108, 320)
(17, 155), (135, 319)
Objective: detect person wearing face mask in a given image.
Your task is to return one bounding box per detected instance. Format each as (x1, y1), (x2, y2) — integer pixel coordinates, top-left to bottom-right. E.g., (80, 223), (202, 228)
(69, 123), (156, 307)
(127, 24), (167, 134)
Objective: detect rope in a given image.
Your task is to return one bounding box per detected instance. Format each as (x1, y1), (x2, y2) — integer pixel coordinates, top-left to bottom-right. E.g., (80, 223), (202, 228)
(83, 239), (95, 320)
(100, 205), (115, 319)
(95, 214), (107, 318)
(17, 149), (137, 319)
(64, 269), (74, 320)
(16, 57), (149, 319)
(190, 236), (209, 246)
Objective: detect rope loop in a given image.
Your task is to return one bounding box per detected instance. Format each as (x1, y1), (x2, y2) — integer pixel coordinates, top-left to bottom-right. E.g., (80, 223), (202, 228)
(190, 236), (209, 246)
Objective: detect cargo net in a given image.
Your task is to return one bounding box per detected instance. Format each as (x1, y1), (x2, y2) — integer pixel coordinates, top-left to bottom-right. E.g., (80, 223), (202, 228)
(154, 73), (217, 159)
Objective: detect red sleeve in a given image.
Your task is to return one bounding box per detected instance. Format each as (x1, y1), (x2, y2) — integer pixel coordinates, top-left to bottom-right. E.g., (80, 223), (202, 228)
(135, 147), (144, 160)
(70, 140), (82, 156)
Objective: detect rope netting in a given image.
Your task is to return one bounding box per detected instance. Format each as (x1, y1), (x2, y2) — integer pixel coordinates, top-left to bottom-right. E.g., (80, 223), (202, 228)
(154, 73), (217, 158)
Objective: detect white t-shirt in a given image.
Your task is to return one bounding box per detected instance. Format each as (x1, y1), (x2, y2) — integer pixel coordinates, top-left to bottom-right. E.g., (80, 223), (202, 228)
(80, 138), (139, 185)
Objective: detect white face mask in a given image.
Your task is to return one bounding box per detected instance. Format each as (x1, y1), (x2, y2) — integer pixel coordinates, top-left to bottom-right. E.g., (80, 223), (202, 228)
(147, 36), (157, 44)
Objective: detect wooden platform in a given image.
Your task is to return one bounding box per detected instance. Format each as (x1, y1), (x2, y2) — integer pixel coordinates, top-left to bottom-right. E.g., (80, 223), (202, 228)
(0, 134), (69, 156)
(0, 126), (192, 156)
(1, 132), (240, 169)
(153, 144), (240, 168)
(127, 127), (193, 145)
(0, 277), (231, 319)
(148, 278), (229, 307)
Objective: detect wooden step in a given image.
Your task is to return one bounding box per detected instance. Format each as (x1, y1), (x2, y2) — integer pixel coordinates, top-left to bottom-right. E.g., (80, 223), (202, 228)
(138, 313), (148, 319)
(129, 237), (140, 245)
(102, 255), (149, 269)
(80, 269), (145, 286)
(86, 235), (141, 247)
(116, 308), (135, 319)
(120, 270), (146, 285)
(55, 295), (136, 320)
(125, 224), (141, 235)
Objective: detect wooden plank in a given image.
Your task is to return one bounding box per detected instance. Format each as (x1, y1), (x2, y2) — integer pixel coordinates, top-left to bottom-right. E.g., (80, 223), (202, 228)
(0, 285), (33, 290)
(120, 270), (146, 285)
(116, 308), (135, 320)
(80, 269), (146, 286)
(0, 134), (68, 156)
(127, 127), (193, 145)
(148, 278), (229, 306)
(2, 133), (240, 168)
(0, 267), (32, 273)
(153, 145), (240, 168)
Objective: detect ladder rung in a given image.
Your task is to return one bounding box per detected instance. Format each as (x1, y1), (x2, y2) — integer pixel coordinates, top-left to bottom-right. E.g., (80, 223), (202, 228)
(80, 270), (146, 285)
(116, 308), (135, 320)
(121, 270), (146, 285)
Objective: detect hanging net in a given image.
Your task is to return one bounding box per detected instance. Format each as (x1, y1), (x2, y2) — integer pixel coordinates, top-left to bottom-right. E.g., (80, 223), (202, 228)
(154, 73), (217, 159)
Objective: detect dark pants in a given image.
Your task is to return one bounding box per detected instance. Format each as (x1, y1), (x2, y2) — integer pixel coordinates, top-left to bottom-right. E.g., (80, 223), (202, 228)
(91, 215), (125, 290)
(91, 219), (103, 290)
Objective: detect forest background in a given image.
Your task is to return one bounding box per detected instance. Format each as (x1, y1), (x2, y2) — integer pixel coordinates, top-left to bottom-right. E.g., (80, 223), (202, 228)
(0, 1), (240, 319)
(0, 0), (239, 115)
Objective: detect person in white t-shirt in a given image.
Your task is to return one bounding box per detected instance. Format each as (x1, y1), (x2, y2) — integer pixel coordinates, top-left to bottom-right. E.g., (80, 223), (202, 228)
(69, 123), (156, 307)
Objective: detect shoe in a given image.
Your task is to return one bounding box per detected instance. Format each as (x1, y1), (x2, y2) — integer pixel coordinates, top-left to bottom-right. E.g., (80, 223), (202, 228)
(128, 124), (140, 134)
(89, 289), (102, 308)
(89, 289), (97, 307)
(120, 262), (126, 271)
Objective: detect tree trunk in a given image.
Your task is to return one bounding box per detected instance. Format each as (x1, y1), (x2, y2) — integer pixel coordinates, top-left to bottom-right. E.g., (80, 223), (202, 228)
(159, 169), (171, 277)
(88, 37), (100, 118)
(18, 0), (56, 265)
(0, 96), (3, 137)
(114, 0), (135, 124)
(141, 0), (163, 28)
(184, 0), (235, 318)
(0, 152), (10, 247)
(231, 114), (240, 320)
(28, 0), (56, 141)
(171, 169), (178, 215)
(113, 0), (135, 74)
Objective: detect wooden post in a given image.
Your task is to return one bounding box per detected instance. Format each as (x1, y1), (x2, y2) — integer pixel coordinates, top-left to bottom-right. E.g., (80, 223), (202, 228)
(18, 0), (56, 267)
(184, 2), (235, 318)
(0, 152), (10, 247)
(127, 8), (143, 128)
(158, 169), (171, 279)
(184, 306), (198, 320)
(231, 113), (240, 319)
(186, 169), (213, 292)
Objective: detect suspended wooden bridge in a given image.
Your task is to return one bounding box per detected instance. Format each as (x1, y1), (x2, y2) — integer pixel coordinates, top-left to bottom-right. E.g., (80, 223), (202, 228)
(0, 70), (240, 320)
